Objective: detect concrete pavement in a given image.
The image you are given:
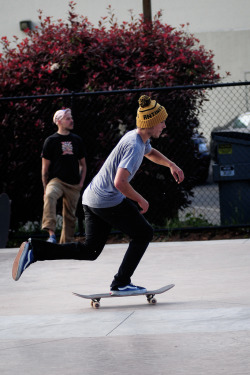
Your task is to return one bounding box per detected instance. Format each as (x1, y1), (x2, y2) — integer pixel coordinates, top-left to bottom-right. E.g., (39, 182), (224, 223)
(0, 238), (250, 374)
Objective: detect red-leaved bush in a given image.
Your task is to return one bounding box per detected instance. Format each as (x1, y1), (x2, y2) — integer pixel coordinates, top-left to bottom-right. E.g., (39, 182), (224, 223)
(0, 2), (224, 230)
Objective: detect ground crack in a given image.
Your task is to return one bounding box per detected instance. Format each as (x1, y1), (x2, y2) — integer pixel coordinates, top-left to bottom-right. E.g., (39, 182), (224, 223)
(106, 311), (135, 336)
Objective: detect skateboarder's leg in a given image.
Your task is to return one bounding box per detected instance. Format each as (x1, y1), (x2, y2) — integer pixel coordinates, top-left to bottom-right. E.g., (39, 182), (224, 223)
(83, 204), (112, 260)
(32, 206), (111, 261)
(12, 206), (111, 280)
(111, 202), (153, 288)
(89, 199), (153, 288)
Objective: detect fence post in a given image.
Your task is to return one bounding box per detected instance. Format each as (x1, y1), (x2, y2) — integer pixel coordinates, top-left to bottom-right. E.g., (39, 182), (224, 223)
(71, 91), (76, 118)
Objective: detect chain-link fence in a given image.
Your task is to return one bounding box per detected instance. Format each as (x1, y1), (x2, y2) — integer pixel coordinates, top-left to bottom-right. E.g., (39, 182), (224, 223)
(1, 82), (250, 237)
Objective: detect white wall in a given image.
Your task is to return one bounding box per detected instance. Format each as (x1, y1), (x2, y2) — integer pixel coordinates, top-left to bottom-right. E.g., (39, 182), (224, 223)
(0, 0), (249, 82)
(153, 0), (250, 33)
(197, 29), (250, 82)
(0, 0), (142, 43)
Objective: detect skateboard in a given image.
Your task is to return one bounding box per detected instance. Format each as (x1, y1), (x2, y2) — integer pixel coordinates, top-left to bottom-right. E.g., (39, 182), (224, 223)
(0, 193), (11, 248)
(73, 284), (175, 309)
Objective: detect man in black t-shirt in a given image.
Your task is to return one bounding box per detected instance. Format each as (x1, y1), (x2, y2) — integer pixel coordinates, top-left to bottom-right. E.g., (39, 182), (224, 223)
(41, 108), (87, 243)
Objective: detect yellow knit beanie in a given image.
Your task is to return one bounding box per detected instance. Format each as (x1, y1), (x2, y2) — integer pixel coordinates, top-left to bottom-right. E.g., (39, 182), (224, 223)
(136, 95), (168, 128)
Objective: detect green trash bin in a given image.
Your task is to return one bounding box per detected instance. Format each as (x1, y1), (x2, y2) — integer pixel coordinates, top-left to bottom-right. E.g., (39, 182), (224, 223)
(212, 130), (250, 225)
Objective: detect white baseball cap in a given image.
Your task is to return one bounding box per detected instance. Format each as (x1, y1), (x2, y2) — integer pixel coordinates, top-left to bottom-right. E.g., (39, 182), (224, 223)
(53, 108), (71, 125)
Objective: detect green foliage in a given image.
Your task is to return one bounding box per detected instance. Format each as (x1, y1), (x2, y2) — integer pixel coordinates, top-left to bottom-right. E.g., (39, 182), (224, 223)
(179, 213), (212, 227)
(0, 2), (221, 229)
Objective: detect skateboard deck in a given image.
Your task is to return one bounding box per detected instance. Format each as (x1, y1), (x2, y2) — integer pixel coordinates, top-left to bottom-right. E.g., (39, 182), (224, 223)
(73, 284), (175, 309)
(0, 193), (10, 248)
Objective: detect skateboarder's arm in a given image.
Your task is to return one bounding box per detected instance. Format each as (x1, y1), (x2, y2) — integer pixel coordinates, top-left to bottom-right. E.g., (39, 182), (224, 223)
(41, 158), (51, 192)
(145, 148), (184, 184)
(114, 168), (149, 214)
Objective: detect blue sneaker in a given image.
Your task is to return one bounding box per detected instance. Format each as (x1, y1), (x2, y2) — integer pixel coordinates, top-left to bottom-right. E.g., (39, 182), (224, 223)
(12, 241), (35, 281)
(47, 234), (57, 243)
(110, 283), (147, 296)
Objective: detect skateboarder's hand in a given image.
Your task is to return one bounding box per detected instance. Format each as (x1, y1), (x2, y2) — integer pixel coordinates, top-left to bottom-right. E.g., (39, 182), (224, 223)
(170, 163), (184, 184)
(138, 197), (149, 214)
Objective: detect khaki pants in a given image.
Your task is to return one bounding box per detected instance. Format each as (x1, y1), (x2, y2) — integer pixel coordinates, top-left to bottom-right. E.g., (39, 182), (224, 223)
(42, 178), (81, 243)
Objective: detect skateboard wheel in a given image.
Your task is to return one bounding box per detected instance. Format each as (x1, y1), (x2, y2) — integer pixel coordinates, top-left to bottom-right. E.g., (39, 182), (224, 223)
(93, 302), (100, 309)
(148, 297), (157, 305)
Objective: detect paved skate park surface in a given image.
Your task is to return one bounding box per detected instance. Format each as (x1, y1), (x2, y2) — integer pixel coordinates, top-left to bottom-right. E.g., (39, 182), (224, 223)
(1, 238), (250, 375)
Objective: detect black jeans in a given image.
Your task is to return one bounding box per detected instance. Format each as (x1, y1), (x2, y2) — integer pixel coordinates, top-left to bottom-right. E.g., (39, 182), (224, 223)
(32, 199), (153, 288)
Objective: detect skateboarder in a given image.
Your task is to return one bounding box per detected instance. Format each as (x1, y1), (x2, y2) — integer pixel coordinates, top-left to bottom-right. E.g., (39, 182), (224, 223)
(12, 95), (184, 295)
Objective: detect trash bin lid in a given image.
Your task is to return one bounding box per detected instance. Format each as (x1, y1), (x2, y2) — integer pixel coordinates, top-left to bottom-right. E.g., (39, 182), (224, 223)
(212, 129), (250, 142)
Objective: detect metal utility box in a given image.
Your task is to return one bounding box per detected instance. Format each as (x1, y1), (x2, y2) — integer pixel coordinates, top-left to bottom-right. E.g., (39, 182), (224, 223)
(212, 130), (250, 225)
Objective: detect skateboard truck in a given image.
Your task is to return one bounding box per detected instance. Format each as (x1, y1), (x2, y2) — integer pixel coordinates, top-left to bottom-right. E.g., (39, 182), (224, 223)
(146, 293), (157, 305)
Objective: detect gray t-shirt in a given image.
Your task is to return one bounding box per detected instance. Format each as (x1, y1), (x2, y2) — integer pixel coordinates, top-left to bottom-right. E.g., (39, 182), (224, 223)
(82, 129), (152, 208)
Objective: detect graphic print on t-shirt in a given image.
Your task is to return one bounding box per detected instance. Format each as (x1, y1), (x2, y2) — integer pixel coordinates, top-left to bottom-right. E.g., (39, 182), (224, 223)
(61, 141), (73, 155)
